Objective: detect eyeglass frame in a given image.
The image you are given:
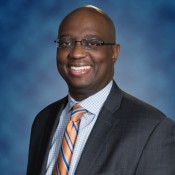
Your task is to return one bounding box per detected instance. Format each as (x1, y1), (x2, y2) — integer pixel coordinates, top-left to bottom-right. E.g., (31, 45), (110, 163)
(54, 38), (116, 50)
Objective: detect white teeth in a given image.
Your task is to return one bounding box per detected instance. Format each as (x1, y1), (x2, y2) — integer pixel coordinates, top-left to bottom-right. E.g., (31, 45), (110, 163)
(70, 66), (91, 71)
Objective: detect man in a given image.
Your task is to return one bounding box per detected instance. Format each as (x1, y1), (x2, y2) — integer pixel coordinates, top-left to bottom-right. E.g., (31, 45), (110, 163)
(26, 5), (175, 175)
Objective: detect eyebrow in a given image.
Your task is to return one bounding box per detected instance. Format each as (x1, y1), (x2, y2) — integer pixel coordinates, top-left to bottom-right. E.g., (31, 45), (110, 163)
(58, 34), (71, 39)
(58, 34), (103, 40)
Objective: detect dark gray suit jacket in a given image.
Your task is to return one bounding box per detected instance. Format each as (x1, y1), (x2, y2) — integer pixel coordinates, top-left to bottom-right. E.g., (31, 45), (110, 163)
(26, 81), (175, 175)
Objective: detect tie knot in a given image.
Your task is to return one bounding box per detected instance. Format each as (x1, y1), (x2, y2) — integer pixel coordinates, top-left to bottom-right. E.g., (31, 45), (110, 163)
(71, 104), (86, 122)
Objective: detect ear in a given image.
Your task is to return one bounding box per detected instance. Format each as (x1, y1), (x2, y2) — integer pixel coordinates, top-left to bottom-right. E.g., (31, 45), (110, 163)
(112, 44), (120, 63)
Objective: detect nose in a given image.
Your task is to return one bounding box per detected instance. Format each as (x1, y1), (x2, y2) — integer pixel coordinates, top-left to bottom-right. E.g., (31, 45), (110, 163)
(68, 42), (87, 59)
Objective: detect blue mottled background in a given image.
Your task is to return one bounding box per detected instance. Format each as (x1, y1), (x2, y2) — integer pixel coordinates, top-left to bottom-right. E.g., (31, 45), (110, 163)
(0, 0), (175, 174)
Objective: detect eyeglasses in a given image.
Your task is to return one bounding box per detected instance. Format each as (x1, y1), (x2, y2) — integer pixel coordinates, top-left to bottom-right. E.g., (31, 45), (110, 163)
(54, 38), (115, 50)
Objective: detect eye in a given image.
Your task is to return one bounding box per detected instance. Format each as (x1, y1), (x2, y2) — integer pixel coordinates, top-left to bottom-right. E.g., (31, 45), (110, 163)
(84, 39), (102, 47)
(59, 39), (73, 48)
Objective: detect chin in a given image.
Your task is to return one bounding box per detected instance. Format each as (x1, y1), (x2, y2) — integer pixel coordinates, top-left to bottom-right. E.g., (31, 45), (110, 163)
(69, 83), (90, 89)
(68, 80), (94, 91)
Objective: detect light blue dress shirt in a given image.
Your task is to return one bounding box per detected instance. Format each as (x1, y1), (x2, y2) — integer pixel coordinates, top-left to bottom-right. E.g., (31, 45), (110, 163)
(46, 80), (113, 175)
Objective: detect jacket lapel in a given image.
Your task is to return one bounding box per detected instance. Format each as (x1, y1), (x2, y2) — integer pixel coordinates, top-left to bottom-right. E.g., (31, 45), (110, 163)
(40, 97), (68, 174)
(75, 81), (123, 175)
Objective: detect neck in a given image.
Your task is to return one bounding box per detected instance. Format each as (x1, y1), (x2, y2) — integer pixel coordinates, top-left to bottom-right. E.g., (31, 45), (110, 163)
(68, 80), (113, 101)
(69, 90), (93, 101)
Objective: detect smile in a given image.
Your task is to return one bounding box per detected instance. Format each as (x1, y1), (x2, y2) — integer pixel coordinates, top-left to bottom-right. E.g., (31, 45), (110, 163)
(70, 66), (91, 71)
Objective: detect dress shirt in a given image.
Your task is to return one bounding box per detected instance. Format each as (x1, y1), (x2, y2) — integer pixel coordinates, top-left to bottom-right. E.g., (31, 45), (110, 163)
(45, 80), (113, 175)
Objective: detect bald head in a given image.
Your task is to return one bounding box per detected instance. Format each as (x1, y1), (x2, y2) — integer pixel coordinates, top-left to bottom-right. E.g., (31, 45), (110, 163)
(58, 5), (116, 42)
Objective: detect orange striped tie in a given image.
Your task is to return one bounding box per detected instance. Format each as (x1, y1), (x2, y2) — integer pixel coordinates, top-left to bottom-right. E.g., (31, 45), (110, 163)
(53, 104), (86, 175)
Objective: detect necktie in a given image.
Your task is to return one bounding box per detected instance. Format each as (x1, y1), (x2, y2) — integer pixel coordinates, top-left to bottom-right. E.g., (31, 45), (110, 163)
(53, 104), (86, 175)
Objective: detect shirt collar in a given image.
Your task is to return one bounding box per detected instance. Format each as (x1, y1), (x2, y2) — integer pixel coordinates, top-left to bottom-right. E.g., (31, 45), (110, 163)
(68, 80), (113, 115)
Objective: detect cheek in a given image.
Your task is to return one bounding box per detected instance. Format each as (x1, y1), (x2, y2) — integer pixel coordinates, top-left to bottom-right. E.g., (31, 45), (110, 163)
(57, 50), (66, 64)
(56, 50), (69, 68)
(93, 51), (114, 71)
(94, 52), (115, 81)
(56, 52), (69, 76)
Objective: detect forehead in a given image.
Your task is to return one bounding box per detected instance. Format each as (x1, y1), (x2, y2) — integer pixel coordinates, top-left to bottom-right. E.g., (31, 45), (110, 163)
(58, 10), (111, 39)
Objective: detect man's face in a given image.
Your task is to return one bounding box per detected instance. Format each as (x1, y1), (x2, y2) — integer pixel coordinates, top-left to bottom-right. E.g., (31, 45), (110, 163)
(57, 10), (119, 99)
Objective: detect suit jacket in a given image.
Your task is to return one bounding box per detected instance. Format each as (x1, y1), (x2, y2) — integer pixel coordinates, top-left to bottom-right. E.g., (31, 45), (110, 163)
(26, 81), (175, 175)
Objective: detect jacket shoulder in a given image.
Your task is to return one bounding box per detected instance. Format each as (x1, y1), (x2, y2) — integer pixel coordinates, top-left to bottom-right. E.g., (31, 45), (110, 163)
(121, 91), (170, 121)
(32, 97), (68, 130)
